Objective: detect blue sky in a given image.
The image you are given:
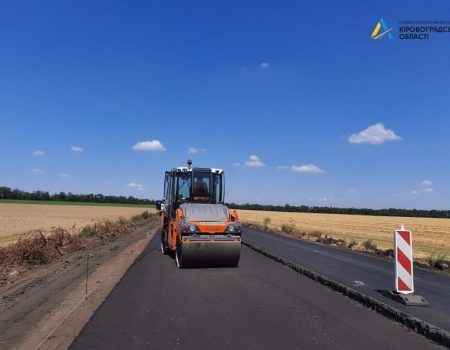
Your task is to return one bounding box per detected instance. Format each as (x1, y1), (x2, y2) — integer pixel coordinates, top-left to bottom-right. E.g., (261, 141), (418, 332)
(1, 1), (449, 209)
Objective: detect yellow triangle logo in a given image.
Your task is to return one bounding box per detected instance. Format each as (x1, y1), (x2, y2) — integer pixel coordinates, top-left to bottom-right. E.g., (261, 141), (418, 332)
(371, 18), (393, 40)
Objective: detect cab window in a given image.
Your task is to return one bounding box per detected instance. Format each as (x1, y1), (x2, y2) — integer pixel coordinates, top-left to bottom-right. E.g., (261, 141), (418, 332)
(192, 171), (210, 201)
(177, 173), (191, 202)
(212, 173), (223, 203)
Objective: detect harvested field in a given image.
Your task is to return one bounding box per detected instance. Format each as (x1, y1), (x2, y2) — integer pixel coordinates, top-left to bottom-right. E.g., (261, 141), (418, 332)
(237, 210), (450, 259)
(0, 203), (156, 246)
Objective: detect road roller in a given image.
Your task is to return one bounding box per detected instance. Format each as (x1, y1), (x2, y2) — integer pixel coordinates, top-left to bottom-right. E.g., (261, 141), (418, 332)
(156, 160), (241, 268)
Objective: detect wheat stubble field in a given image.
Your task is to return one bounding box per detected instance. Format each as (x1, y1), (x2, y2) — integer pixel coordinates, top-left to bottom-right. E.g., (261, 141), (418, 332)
(238, 210), (450, 258)
(2, 203), (449, 258)
(0, 203), (156, 246)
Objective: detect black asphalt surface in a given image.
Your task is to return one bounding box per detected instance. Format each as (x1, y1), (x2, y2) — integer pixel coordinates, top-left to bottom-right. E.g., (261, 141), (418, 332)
(243, 226), (450, 332)
(71, 235), (440, 349)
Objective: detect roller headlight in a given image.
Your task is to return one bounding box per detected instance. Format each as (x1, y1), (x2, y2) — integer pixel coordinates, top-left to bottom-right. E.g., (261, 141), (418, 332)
(181, 222), (200, 234)
(226, 223), (241, 234)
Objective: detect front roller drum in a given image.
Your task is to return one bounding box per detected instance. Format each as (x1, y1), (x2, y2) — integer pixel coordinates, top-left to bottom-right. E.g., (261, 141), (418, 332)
(176, 240), (240, 268)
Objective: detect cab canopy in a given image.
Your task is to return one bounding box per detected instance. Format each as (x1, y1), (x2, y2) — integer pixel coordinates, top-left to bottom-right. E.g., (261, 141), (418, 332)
(163, 167), (225, 215)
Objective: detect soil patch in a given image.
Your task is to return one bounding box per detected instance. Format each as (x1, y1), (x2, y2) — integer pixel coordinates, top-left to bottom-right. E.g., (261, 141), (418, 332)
(0, 217), (159, 350)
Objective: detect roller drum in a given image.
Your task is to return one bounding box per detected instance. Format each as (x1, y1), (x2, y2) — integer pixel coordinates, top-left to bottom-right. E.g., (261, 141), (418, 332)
(176, 236), (240, 267)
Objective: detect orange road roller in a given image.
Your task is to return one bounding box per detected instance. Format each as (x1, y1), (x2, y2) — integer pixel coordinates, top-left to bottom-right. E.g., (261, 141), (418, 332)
(156, 160), (241, 268)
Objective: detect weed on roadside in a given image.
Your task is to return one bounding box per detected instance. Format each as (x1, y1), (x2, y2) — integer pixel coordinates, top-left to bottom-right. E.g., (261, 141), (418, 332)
(262, 217), (271, 230)
(131, 211), (152, 222)
(80, 226), (97, 237)
(362, 239), (378, 252)
(427, 251), (449, 270)
(281, 223), (295, 234)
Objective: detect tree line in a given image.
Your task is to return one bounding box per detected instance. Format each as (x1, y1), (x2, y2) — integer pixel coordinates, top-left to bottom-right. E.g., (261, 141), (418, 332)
(226, 202), (450, 219)
(0, 187), (154, 205)
(2, 186), (448, 218)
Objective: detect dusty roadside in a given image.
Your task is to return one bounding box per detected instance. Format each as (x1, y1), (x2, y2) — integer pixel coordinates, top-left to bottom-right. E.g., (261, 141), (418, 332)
(0, 216), (159, 350)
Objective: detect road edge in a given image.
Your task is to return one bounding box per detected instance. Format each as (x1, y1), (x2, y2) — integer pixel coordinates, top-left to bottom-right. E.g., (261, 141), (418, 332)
(242, 240), (450, 348)
(15, 224), (158, 350)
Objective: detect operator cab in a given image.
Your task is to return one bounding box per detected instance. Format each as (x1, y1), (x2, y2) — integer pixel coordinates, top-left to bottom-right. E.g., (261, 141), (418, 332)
(156, 160), (225, 217)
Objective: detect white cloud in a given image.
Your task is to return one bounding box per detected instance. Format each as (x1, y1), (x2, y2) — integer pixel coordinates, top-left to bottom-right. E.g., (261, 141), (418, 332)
(349, 188), (357, 193)
(187, 147), (198, 155)
(244, 155), (266, 168)
(32, 169), (44, 174)
(128, 182), (145, 192)
(132, 140), (166, 152)
(70, 146), (83, 152)
(421, 180), (432, 186)
(278, 164), (324, 174)
(348, 123), (402, 145)
(32, 150), (45, 156)
(187, 147), (206, 155)
(290, 164), (324, 174)
(59, 173), (69, 178)
(412, 188), (433, 194)
(260, 62), (270, 70)
(412, 180), (434, 194)
(307, 195), (337, 203)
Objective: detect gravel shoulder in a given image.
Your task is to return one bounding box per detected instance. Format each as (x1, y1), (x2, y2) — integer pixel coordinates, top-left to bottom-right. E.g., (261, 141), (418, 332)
(0, 217), (159, 350)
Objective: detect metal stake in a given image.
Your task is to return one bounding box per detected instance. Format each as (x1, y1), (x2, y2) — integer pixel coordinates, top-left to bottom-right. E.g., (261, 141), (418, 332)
(85, 254), (89, 298)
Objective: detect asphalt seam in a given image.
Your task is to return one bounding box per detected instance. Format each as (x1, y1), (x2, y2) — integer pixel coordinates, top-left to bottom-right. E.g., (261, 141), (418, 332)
(242, 240), (450, 349)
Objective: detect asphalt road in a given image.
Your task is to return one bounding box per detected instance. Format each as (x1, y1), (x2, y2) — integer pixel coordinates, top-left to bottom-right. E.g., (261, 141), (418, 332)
(71, 235), (439, 349)
(242, 226), (450, 332)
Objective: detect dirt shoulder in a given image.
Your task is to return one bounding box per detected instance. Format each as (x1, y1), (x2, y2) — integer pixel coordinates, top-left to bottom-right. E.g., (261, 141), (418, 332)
(0, 216), (159, 350)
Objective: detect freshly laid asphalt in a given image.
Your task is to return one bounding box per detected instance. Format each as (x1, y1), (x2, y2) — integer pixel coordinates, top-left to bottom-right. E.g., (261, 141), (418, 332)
(242, 226), (450, 332)
(71, 235), (440, 349)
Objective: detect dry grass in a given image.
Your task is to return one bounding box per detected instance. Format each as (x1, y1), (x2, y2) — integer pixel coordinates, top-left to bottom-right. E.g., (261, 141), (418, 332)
(238, 210), (450, 258)
(0, 203), (156, 246)
(0, 211), (154, 280)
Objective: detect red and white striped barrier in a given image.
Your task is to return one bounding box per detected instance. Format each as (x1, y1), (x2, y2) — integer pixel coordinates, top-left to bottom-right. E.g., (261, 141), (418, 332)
(394, 225), (414, 294)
